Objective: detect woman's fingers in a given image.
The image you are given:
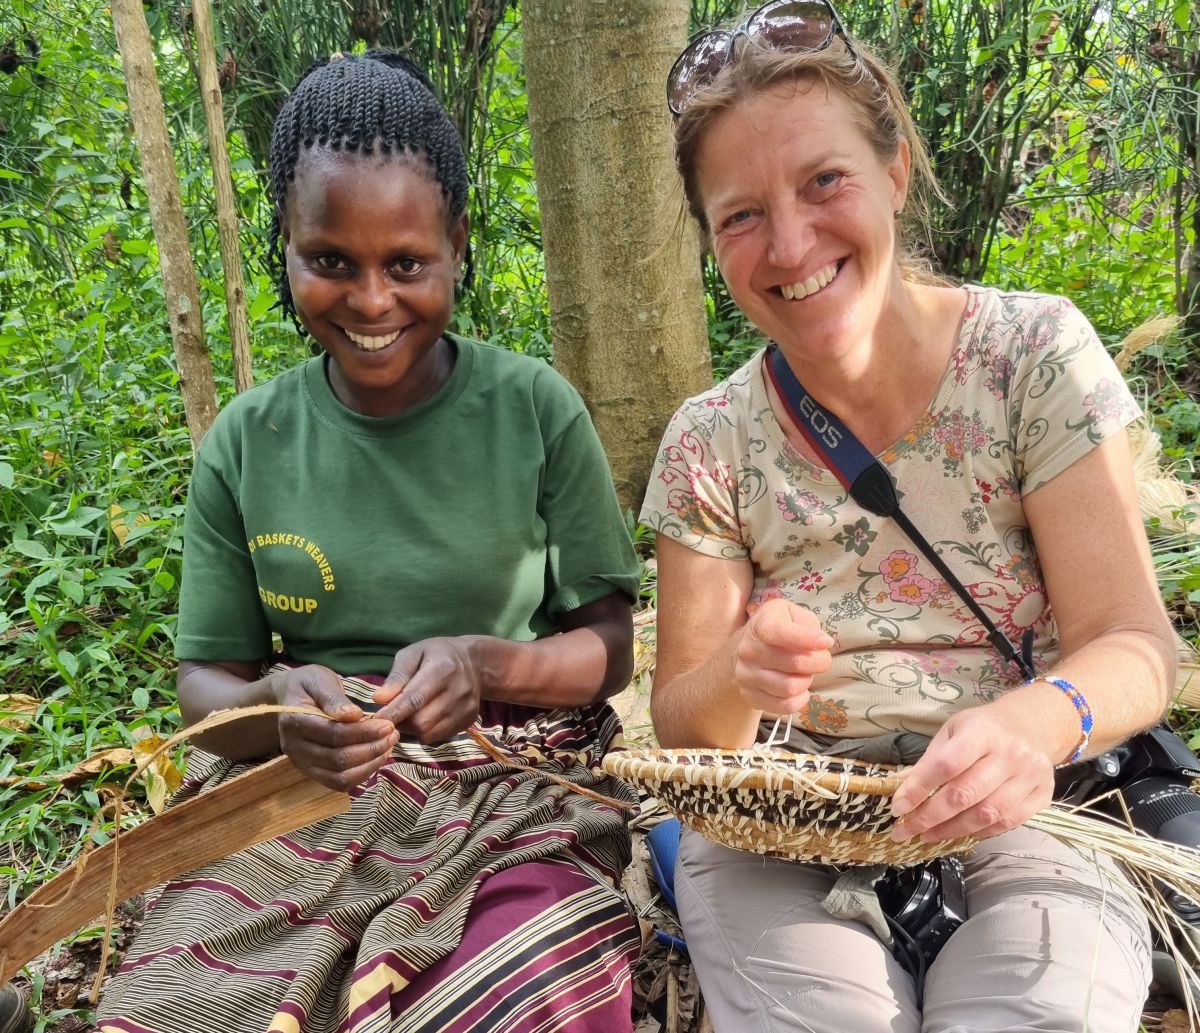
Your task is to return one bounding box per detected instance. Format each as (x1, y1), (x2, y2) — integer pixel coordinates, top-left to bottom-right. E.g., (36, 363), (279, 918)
(973, 785), (1052, 840)
(905, 777), (1049, 843)
(750, 599), (834, 653)
(373, 643), (427, 711)
(890, 710), (1055, 843)
(375, 639), (481, 739)
(732, 665), (814, 712)
(270, 664), (397, 788)
(299, 744), (397, 793)
(282, 711), (393, 748)
(889, 721), (983, 820)
(895, 765), (1032, 842)
(275, 665), (363, 720)
(283, 720), (398, 788)
(733, 600), (833, 712)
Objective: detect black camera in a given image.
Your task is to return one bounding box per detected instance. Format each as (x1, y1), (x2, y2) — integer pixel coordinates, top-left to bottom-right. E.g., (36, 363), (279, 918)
(1058, 722), (1200, 929)
(876, 856), (966, 994)
(1057, 722), (1200, 853)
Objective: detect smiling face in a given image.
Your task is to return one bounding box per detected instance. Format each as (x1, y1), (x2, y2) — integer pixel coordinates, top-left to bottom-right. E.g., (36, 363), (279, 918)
(694, 78), (910, 368)
(282, 149), (468, 417)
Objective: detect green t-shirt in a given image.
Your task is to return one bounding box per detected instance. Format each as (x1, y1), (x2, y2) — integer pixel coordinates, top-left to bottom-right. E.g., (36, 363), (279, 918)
(176, 336), (639, 675)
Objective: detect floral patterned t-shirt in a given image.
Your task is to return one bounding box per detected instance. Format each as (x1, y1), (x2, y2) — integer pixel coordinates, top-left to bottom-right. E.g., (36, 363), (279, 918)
(640, 286), (1141, 740)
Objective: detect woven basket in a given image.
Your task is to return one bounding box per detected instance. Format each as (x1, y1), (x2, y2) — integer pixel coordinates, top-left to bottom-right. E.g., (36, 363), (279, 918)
(602, 747), (977, 866)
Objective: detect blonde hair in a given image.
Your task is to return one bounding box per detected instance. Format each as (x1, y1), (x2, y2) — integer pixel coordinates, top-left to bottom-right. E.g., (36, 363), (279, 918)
(672, 34), (948, 284)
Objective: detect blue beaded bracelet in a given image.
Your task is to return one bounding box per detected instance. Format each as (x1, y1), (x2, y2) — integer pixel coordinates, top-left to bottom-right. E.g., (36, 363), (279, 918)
(1027, 675), (1093, 765)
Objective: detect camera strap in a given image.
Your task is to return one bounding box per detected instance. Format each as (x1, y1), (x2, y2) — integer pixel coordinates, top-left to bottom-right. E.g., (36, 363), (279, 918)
(764, 343), (1037, 681)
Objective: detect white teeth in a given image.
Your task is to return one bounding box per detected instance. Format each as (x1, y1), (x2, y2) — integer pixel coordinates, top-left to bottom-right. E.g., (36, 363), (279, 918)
(781, 261), (839, 301)
(344, 329), (399, 351)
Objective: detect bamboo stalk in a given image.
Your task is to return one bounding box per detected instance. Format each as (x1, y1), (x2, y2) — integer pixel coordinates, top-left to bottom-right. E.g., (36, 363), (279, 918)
(192, 0), (254, 394)
(0, 755), (348, 987)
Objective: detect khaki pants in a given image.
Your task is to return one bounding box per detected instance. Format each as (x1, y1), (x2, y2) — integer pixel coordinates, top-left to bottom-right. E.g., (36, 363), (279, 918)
(676, 826), (1151, 1033)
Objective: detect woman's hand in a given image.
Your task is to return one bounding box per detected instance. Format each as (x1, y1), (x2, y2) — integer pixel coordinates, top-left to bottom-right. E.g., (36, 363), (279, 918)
(373, 638), (483, 743)
(270, 665), (399, 791)
(889, 702), (1058, 843)
(733, 598), (834, 714)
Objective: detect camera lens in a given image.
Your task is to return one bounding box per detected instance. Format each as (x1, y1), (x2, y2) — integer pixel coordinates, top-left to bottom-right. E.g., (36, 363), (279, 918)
(1118, 776), (1200, 849)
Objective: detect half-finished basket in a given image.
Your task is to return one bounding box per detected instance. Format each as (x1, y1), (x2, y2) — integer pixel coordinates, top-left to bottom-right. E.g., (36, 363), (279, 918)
(602, 747), (976, 866)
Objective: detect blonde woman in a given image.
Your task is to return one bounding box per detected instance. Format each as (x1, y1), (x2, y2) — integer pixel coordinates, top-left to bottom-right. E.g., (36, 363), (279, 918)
(642, 3), (1176, 1031)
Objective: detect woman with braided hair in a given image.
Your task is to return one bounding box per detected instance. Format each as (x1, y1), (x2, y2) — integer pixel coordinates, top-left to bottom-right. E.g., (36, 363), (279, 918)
(96, 51), (641, 1033)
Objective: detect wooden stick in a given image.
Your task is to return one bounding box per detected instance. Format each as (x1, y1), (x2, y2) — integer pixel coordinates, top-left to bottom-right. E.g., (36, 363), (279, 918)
(192, 0), (254, 394)
(465, 727), (636, 811)
(0, 755), (348, 986)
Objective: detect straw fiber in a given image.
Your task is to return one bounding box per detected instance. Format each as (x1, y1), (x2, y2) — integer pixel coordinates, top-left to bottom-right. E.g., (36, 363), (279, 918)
(602, 748), (977, 866)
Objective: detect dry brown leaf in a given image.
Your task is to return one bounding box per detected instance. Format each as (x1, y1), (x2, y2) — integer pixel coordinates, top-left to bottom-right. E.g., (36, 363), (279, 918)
(0, 693), (40, 731)
(1161, 1008), (1191, 1033)
(41, 449), (62, 467)
(0, 748), (137, 790)
(108, 503), (150, 547)
(61, 748), (136, 785)
(131, 733), (183, 814)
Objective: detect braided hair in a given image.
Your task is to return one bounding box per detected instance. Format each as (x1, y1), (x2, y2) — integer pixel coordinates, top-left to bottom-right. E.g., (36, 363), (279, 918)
(267, 50), (469, 329)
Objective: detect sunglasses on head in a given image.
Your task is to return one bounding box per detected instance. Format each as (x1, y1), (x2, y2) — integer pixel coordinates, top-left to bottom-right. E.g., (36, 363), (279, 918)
(667, 0), (854, 117)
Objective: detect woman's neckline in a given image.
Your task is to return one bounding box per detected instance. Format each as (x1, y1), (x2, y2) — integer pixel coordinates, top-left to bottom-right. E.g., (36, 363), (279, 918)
(304, 333), (475, 436)
(755, 284), (983, 475)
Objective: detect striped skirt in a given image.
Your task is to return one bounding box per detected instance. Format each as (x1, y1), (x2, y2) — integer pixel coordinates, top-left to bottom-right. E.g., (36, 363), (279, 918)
(96, 695), (639, 1033)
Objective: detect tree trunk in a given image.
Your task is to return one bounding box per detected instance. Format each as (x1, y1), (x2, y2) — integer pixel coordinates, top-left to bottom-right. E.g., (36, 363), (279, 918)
(522, 0), (712, 511)
(111, 0), (218, 448)
(193, 0), (254, 394)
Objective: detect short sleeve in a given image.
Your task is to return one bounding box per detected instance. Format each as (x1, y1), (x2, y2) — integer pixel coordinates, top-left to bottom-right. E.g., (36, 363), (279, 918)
(540, 408), (640, 617)
(639, 402), (748, 560)
(175, 451), (272, 662)
(1010, 298), (1141, 494)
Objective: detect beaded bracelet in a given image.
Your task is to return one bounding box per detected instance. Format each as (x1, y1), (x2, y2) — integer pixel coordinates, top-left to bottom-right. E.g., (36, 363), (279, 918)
(1026, 675), (1093, 765)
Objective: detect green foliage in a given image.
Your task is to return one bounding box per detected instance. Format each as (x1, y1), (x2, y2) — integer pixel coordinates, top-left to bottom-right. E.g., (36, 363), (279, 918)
(0, 0), (208, 899)
(454, 12), (551, 356)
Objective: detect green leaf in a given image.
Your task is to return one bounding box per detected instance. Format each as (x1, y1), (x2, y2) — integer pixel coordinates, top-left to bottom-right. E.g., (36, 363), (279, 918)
(0, 169), (21, 180)
(0, 462), (12, 488)
(120, 239), (151, 256)
(59, 579), (84, 605)
(10, 539), (50, 560)
(132, 686), (150, 710)
(47, 507), (106, 536)
(248, 291), (275, 321)
(57, 650), (78, 679)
